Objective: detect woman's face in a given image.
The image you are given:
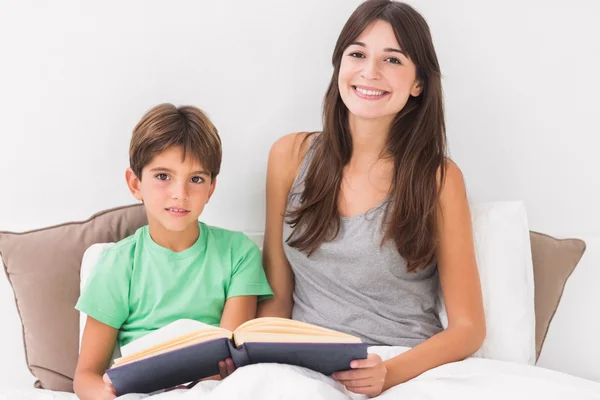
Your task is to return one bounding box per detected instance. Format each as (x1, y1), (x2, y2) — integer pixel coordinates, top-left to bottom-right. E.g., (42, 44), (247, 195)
(338, 20), (422, 122)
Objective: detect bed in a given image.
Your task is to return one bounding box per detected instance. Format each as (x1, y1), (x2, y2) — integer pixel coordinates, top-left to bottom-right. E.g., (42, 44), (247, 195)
(1, 202), (599, 399)
(2, 348), (600, 400)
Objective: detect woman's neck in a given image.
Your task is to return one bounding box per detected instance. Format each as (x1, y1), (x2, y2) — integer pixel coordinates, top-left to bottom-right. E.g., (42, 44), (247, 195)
(348, 114), (393, 168)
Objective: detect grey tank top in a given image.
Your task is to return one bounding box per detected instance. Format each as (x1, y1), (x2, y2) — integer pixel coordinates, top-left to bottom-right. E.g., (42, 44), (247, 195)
(283, 142), (443, 347)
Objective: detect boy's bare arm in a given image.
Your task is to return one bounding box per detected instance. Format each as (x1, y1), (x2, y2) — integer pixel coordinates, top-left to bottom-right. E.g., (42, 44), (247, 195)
(74, 317), (119, 400)
(219, 295), (257, 331)
(203, 295), (257, 380)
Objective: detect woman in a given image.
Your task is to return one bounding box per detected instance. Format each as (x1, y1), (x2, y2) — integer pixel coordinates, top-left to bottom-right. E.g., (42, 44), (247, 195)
(257, 0), (486, 397)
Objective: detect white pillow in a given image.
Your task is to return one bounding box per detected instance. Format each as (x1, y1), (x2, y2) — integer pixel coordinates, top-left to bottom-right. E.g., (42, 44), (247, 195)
(78, 242), (120, 361)
(437, 201), (536, 365)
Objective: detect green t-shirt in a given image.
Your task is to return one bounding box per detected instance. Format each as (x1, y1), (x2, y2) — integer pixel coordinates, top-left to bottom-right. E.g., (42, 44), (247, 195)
(75, 222), (273, 347)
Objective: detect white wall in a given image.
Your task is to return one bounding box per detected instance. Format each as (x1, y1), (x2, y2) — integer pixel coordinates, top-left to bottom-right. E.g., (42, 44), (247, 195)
(414, 0), (600, 238)
(0, 0), (363, 234)
(1, 0), (599, 389)
(1, 0), (599, 235)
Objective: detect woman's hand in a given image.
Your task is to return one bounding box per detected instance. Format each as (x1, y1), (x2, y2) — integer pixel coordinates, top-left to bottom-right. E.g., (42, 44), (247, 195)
(331, 354), (387, 398)
(101, 373), (117, 400)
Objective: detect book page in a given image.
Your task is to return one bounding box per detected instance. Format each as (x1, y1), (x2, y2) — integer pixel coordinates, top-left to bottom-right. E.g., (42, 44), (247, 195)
(114, 320), (232, 366)
(120, 319), (216, 357)
(234, 317), (361, 346)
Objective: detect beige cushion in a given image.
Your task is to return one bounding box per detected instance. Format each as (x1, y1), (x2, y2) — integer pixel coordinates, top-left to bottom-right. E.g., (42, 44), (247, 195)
(0, 204), (147, 392)
(530, 231), (586, 361)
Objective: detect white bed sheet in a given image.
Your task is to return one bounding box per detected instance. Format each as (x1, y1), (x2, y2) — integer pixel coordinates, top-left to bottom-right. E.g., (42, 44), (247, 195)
(2, 346), (599, 400)
(0, 386), (76, 400)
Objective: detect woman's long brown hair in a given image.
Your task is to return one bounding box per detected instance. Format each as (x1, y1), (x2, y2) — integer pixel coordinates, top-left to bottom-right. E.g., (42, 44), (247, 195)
(286, 0), (447, 272)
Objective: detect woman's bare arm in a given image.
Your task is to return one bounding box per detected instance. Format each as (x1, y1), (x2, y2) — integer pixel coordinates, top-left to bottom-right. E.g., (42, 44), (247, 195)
(258, 133), (312, 318)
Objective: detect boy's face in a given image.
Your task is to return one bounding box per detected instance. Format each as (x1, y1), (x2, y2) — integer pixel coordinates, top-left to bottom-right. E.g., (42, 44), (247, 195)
(126, 145), (216, 235)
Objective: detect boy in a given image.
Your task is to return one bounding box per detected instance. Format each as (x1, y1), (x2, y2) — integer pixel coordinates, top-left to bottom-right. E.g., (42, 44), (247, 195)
(74, 104), (273, 400)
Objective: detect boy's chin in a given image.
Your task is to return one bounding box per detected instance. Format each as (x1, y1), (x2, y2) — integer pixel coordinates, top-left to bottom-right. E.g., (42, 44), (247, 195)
(153, 216), (199, 232)
(163, 220), (198, 232)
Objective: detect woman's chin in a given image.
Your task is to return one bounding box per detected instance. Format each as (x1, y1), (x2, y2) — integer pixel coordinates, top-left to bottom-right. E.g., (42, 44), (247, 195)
(347, 109), (396, 122)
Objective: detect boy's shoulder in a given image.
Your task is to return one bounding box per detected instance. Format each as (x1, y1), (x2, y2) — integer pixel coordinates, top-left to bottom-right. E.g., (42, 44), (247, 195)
(99, 225), (147, 260)
(202, 223), (259, 252)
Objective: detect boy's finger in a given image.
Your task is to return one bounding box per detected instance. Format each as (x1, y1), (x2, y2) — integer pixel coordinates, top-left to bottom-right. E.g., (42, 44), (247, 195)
(218, 361), (228, 378)
(225, 358), (236, 374)
(102, 374), (117, 395)
(104, 383), (117, 399)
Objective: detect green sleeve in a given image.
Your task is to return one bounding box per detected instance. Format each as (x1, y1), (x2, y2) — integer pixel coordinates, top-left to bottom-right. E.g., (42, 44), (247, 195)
(227, 234), (274, 301)
(75, 246), (132, 329)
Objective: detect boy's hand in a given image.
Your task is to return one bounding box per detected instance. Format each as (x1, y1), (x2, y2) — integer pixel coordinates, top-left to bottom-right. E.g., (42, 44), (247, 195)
(101, 373), (117, 399)
(218, 357), (236, 379)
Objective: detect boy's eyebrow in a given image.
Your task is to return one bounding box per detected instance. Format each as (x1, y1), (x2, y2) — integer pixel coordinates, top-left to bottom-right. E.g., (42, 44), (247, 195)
(349, 41), (405, 55)
(149, 167), (210, 176)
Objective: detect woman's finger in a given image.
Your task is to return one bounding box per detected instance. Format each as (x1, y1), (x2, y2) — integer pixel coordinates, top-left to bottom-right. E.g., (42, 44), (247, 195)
(332, 368), (372, 381)
(338, 378), (373, 388)
(346, 384), (376, 395)
(350, 354), (382, 369)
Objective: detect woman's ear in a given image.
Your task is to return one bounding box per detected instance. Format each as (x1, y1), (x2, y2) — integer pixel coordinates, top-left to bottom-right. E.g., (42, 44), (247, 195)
(125, 168), (143, 201)
(410, 79), (423, 97)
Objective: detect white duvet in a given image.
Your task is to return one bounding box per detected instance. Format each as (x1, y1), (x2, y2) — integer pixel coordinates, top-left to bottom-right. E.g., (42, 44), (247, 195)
(2, 347), (600, 400)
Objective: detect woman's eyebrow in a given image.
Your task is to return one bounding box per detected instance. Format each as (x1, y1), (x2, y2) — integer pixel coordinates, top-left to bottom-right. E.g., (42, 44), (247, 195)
(349, 41), (405, 55)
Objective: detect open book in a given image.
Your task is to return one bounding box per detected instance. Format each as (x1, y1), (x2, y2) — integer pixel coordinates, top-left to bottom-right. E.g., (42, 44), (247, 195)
(106, 317), (368, 395)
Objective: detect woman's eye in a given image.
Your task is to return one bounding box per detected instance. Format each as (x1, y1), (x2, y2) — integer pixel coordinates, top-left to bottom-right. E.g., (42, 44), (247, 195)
(348, 52), (365, 58)
(385, 57), (401, 65)
(156, 173), (169, 181)
(191, 176), (204, 184)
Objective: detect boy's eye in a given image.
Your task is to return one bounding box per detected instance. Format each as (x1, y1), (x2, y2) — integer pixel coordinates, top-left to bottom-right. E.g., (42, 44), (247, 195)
(155, 173), (169, 181)
(385, 57), (402, 65)
(348, 51), (365, 58)
(190, 176), (204, 184)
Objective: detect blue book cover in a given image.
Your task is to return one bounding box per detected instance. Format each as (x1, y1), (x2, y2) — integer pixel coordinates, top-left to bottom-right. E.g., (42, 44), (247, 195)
(106, 318), (368, 396)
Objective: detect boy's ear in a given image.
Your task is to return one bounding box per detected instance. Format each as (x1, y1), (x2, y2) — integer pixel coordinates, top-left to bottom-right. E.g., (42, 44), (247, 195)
(206, 176), (217, 203)
(125, 168), (143, 201)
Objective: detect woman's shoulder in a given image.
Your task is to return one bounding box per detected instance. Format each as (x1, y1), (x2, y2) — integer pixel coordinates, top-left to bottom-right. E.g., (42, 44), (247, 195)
(436, 159), (469, 213)
(269, 131), (319, 182)
(270, 132), (317, 162)
(437, 158), (466, 194)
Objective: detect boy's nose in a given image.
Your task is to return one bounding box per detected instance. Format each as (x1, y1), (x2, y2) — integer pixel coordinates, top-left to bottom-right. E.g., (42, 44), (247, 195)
(171, 183), (189, 200)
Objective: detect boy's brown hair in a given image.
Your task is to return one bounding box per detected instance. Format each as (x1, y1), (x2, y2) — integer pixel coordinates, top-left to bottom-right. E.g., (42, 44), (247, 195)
(129, 103), (222, 180)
